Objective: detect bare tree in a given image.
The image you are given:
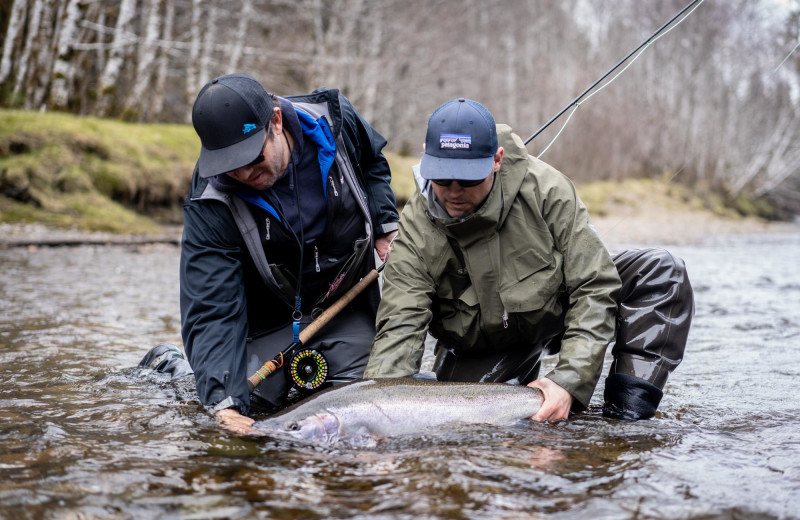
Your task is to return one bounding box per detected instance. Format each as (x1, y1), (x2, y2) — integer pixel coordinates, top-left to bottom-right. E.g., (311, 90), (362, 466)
(198, 2), (218, 87)
(185, 0), (204, 112)
(228, 0), (253, 71)
(0, 0), (28, 85)
(11, 0), (46, 102)
(150, 0), (176, 119)
(50, 0), (85, 109)
(97, 0), (138, 115)
(125, 0), (163, 119)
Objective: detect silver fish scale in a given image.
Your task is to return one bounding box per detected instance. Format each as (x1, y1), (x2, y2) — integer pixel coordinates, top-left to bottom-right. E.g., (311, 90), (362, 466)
(254, 378), (544, 443)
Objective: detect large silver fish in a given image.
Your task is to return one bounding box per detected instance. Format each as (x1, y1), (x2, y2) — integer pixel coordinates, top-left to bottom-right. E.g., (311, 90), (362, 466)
(252, 378), (543, 446)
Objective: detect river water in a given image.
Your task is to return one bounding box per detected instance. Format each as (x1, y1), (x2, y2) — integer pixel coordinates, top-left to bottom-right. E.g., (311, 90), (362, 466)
(1, 232), (799, 519)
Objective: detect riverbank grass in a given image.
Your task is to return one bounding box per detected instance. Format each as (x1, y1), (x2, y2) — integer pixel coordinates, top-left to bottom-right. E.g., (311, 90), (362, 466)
(0, 108), (777, 236)
(1, 109), (196, 233)
(0, 109), (426, 233)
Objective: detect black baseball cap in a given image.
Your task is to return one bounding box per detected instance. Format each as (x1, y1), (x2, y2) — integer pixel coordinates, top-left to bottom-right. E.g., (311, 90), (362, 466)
(419, 98), (498, 181)
(191, 74), (274, 178)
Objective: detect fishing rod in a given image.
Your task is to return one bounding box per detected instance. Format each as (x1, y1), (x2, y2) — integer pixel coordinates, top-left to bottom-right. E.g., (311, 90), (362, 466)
(524, 0), (704, 148)
(247, 263), (385, 393)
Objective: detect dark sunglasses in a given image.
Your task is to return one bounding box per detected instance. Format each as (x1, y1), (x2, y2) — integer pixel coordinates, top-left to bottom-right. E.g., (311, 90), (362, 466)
(431, 178), (486, 188)
(245, 151), (265, 168)
(244, 125), (271, 167)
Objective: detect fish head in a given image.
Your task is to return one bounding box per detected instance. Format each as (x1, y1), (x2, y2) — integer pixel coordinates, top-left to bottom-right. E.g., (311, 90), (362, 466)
(257, 412), (341, 444)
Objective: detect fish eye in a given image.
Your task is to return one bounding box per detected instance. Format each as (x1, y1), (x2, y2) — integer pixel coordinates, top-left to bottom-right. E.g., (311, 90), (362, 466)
(287, 421), (299, 431)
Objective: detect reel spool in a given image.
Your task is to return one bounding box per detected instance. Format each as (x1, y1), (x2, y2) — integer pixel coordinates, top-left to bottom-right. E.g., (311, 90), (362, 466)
(287, 349), (329, 390)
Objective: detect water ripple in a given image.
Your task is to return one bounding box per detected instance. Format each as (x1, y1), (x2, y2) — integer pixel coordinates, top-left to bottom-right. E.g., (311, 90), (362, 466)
(1, 236), (799, 518)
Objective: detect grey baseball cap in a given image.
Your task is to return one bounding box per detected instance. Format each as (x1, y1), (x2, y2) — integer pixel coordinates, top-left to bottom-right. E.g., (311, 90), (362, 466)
(419, 98), (498, 181)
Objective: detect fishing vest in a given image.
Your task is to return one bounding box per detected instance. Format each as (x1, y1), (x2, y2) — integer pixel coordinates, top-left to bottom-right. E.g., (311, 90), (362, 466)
(197, 98), (376, 314)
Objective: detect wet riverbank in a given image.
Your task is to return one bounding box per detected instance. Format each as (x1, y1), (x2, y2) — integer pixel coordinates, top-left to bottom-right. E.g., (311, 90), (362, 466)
(1, 225), (799, 519)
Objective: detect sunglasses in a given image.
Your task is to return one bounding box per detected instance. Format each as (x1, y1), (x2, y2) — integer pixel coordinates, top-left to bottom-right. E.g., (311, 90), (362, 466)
(431, 178), (486, 188)
(245, 150), (265, 168)
(243, 125), (271, 168)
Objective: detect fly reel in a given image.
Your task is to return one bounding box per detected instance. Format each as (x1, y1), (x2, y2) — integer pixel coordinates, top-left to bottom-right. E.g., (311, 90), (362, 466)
(286, 349), (329, 390)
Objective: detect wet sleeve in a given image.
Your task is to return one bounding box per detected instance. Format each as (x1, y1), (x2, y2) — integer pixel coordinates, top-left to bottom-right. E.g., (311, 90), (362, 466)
(538, 167), (621, 408)
(363, 216), (434, 377)
(180, 202), (251, 414)
(338, 94), (399, 235)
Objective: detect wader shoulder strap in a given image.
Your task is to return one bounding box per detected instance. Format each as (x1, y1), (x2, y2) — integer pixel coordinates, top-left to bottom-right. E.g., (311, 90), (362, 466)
(291, 99), (374, 259)
(228, 195), (292, 307)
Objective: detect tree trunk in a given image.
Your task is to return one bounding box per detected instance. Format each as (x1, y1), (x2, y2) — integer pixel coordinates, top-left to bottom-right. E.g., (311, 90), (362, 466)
(0, 0), (28, 86)
(310, 0), (330, 88)
(185, 0), (203, 114)
(12, 0), (45, 101)
(50, 0), (84, 110)
(97, 0), (138, 115)
(198, 2), (218, 87)
(28, 0), (59, 109)
(94, 7), (107, 73)
(150, 0), (176, 119)
(228, 0), (252, 71)
(126, 0), (163, 120)
(359, 1), (384, 123)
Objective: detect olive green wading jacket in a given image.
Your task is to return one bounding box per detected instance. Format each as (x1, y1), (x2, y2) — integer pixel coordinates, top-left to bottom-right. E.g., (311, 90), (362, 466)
(364, 125), (621, 407)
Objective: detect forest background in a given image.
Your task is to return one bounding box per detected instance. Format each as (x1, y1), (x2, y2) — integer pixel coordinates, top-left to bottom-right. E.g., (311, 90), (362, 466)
(1, 0), (799, 234)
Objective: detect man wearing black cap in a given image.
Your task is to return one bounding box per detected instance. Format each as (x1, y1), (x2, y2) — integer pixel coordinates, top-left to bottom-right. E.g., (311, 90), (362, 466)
(364, 98), (694, 422)
(162, 74), (398, 433)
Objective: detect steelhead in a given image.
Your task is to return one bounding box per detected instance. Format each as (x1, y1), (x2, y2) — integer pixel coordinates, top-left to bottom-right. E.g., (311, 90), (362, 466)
(252, 378), (543, 446)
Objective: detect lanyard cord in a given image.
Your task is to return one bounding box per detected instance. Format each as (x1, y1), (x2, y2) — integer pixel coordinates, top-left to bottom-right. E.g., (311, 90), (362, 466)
(265, 133), (305, 338)
(290, 133), (305, 338)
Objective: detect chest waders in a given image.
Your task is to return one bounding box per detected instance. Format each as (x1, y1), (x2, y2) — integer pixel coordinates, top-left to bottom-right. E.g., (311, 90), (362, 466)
(247, 266), (383, 392)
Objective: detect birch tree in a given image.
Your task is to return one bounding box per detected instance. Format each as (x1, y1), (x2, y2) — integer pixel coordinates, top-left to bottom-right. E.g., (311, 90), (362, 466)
(97, 0), (138, 115)
(28, 0), (59, 109)
(228, 0), (252, 72)
(185, 0), (204, 111)
(11, 0), (46, 101)
(125, 0), (163, 119)
(198, 2), (219, 89)
(0, 0), (28, 86)
(150, 0), (176, 119)
(50, 0), (84, 109)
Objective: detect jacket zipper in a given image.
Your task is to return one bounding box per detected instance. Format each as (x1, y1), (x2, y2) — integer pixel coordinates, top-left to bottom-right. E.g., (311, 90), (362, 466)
(265, 218), (271, 240)
(502, 309), (509, 329)
(314, 246), (321, 272)
(330, 177), (339, 197)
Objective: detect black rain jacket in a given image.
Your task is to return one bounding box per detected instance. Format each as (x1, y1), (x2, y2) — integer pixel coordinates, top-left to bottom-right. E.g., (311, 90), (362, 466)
(180, 89), (398, 414)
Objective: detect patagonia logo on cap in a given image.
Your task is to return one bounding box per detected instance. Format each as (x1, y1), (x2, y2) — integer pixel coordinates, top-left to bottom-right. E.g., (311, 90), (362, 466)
(242, 123), (257, 134)
(439, 134), (472, 151)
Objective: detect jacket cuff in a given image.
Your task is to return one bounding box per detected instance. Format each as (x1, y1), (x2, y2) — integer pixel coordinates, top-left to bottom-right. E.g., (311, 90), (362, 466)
(210, 396), (236, 414)
(205, 386), (248, 414)
(544, 369), (596, 410)
(603, 373), (663, 420)
(378, 222), (399, 235)
(208, 395), (247, 415)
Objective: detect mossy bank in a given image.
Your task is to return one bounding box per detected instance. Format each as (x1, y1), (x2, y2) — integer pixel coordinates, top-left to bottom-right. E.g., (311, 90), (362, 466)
(0, 109), (780, 236)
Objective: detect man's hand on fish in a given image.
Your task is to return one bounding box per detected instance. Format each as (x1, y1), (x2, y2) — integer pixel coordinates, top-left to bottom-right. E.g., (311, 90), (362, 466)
(216, 408), (257, 435)
(527, 378), (573, 422)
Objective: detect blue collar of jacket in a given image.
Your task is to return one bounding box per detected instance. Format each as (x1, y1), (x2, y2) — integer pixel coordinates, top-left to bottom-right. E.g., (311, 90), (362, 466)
(235, 100), (336, 222)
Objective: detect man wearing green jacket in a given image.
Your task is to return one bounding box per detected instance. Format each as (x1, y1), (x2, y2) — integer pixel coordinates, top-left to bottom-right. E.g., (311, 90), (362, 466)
(364, 98), (693, 421)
